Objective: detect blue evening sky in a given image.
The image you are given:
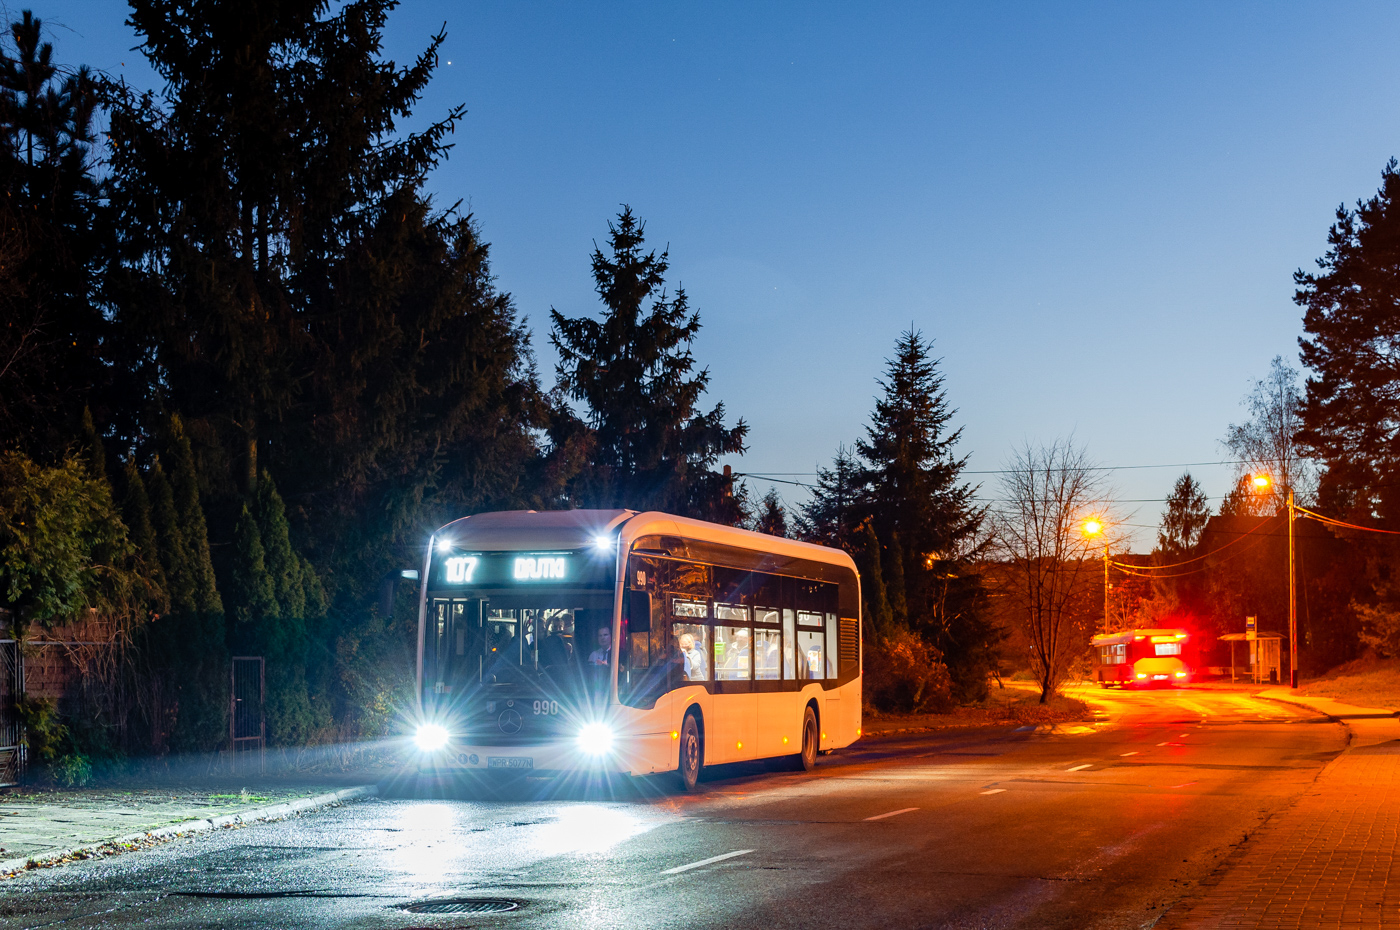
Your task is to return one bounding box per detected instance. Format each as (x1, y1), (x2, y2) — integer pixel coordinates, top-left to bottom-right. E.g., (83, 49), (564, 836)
(18, 2), (1400, 546)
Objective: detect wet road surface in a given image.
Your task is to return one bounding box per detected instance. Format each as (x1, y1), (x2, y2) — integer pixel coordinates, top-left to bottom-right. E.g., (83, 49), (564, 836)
(0, 686), (1346, 929)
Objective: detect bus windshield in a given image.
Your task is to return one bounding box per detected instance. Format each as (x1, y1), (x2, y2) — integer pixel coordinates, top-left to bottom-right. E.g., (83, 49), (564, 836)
(425, 594), (613, 696)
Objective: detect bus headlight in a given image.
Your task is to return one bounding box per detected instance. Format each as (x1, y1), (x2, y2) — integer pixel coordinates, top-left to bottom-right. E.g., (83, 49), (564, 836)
(1135, 672), (1148, 679)
(1174, 671), (1188, 678)
(414, 723), (450, 752)
(577, 722), (615, 756)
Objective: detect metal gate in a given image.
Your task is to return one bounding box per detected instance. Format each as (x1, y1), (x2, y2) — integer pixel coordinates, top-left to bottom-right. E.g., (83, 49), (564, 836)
(0, 639), (20, 786)
(230, 656), (265, 774)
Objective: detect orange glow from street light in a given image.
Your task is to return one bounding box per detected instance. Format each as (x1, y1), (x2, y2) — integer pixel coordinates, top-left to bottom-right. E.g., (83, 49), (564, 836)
(1252, 474), (1272, 490)
(1082, 518), (1103, 537)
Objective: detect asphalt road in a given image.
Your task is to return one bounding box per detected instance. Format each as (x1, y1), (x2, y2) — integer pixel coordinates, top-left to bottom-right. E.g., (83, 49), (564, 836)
(0, 685), (1346, 930)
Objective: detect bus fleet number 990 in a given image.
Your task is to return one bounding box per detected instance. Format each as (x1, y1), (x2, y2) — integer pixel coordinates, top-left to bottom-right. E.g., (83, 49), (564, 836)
(532, 700), (560, 716)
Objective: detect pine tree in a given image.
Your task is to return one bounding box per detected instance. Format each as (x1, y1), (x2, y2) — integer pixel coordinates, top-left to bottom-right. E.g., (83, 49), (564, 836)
(855, 330), (995, 701)
(1297, 158), (1400, 521)
(1159, 473), (1210, 557)
(550, 207), (747, 514)
(797, 445), (863, 547)
(751, 488), (789, 537)
(0, 12), (106, 456)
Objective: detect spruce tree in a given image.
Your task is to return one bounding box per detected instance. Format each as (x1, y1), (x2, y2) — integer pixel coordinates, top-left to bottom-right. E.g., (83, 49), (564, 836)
(550, 207), (747, 514)
(797, 445), (863, 547)
(229, 503), (277, 636)
(752, 489), (789, 537)
(856, 330), (995, 701)
(1158, 473), (1210, 557)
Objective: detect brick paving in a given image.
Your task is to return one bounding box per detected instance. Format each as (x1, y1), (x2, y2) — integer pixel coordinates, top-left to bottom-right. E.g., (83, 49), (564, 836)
(1160, 693), (1400, 930)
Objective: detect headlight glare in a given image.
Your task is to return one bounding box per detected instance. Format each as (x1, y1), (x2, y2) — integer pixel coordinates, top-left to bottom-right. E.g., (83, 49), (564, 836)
(577, 722), (615, 756)
(414, 722), (450, 752)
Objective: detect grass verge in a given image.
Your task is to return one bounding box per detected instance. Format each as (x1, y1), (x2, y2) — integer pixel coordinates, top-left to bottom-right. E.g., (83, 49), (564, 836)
(1295, 656), (1400, 710)
(863, 682), (1092, 735)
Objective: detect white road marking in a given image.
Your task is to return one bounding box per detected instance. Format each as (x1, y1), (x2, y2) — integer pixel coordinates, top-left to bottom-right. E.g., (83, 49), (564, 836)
(980, 788), (1006, 795)
(1156, 742), (1169, 746)
(1120, 751), (1138, 756)
(863, 807), (919, 821)
(1179, 733), (1189, 738)
(662, 849), (755, 875)
(1067, 763), (1093, 772)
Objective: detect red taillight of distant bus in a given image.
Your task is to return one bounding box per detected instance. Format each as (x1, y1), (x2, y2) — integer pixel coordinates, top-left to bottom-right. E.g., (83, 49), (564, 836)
(1090, 629), (1195, 688)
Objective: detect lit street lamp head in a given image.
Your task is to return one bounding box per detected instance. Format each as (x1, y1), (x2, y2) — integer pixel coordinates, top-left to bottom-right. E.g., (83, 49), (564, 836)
(1082, 518), (1103, 537)
(1252, 474), (1272, 491)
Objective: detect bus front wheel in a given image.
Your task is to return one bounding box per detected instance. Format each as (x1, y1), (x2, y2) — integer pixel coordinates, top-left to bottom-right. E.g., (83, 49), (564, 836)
(678, 712), (704, 792)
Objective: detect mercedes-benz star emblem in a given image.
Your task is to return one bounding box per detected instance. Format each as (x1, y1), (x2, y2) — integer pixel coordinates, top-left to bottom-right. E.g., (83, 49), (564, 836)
(498, 709), (522, 734)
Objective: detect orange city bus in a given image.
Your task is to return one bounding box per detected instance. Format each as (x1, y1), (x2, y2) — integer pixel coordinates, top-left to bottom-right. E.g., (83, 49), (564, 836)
(411, 509), (863, 790)
(1090, 628), (1195, 687)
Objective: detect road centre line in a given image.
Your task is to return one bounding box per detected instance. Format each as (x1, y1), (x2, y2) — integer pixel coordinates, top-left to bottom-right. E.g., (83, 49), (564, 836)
(863, 807), (919, 821)
(980, 788), (1006, 795)
(662, 849), (755, 875)
(1067, 763), (1093, 772)
(1120, 751), (1138, 756)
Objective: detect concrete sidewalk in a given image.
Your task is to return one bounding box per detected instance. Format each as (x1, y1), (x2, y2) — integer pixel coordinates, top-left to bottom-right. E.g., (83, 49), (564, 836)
(1160, 689), (1400, 929)
(0, 782), (376, 877)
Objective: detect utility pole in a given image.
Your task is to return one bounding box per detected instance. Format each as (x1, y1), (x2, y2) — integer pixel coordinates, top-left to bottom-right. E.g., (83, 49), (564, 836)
(1288, 487), (1297, 688)
(1102, 542), (1110, 636)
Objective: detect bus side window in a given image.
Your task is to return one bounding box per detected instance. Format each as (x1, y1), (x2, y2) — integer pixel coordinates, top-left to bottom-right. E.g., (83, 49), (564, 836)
(673, 622), (709, 682)
(782, 609), (796, 681)
(825, 612), (838, 679)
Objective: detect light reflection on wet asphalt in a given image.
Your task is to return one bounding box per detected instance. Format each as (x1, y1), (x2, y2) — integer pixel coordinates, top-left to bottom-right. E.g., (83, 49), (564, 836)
(0, 687), (1347, 930)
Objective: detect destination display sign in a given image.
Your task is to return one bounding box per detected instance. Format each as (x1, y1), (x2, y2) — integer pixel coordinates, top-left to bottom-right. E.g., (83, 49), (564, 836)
(430, 550), (611, 588)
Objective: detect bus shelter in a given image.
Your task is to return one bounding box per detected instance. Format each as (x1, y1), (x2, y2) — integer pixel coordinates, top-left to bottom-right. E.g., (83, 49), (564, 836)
(1218, 631), (1285, 684)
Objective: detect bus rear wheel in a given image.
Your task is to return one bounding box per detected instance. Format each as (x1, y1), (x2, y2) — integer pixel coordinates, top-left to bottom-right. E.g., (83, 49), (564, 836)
(678, 712), (703, 792)
(796, 705), (818, 772)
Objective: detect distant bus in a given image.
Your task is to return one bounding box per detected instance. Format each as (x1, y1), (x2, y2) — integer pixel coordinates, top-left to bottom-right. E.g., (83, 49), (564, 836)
(1090, 628), (1195, 687)
(413, 510), (863, 790)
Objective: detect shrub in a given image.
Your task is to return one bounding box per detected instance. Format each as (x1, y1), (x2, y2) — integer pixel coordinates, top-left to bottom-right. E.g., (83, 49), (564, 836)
(15, 696), (68, 763)
(53, 753), (92, 788)
(864, 629), (955, 714)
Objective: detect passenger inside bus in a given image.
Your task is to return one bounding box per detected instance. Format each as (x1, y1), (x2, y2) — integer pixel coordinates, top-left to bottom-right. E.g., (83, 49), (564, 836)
(677, 631), (707, 681)
(719, 628), (751, 678)
(588, 625), (612, 666)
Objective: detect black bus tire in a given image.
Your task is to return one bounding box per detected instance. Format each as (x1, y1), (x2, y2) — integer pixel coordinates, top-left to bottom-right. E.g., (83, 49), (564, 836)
(797, 705), (818, 772)
(678, 711), (703, 792)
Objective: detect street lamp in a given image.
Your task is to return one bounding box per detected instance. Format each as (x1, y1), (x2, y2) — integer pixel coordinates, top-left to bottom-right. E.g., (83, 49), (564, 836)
(1251, 473), (1297, 688)
(1082, 517), (1108, 634)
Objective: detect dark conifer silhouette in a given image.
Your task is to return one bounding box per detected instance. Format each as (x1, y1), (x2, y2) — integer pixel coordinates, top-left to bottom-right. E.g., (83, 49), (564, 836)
(551, 207), (747, 518)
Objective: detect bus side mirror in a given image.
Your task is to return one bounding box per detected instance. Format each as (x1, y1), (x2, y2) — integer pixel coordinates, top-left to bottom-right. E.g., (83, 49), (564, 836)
(628, 590), (651, 633)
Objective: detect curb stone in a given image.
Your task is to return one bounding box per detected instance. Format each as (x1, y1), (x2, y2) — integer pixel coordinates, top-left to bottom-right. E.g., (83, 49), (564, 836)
(0, 784), (378, 878)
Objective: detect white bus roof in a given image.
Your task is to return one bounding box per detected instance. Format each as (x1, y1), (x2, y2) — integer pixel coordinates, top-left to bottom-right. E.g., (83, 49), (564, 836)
(1090, 628), (1190, 646)
(433, 509), (857, 572)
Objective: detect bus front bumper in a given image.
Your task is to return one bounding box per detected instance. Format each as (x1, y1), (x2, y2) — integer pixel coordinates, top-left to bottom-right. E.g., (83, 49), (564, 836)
(416, 737), (671, 777)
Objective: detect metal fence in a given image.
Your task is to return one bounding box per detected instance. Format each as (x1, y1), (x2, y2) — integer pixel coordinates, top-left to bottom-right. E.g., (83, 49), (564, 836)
(0, 639), (22, 786)
(230, 656), (265, 775)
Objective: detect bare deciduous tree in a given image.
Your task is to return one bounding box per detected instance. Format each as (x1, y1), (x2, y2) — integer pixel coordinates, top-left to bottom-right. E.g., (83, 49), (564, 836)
(1223, 356), (1315, 511)
(994, 438), (1114, 703)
